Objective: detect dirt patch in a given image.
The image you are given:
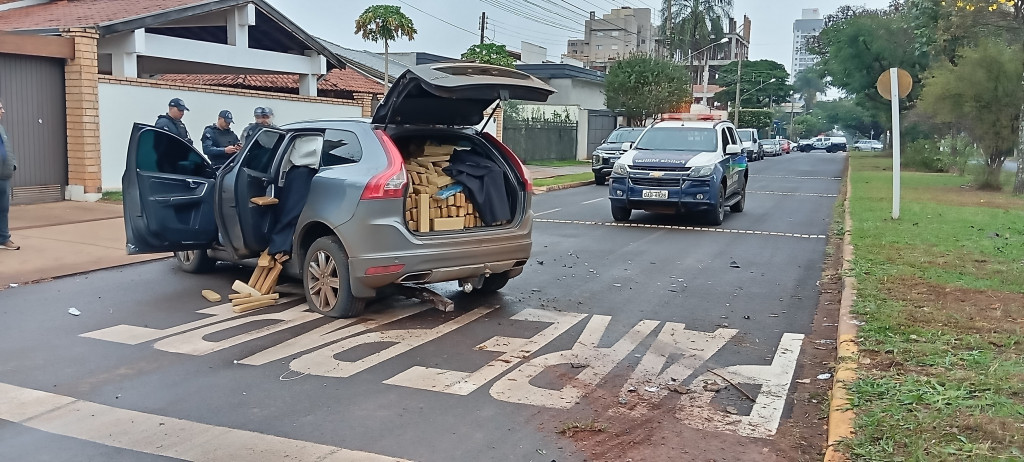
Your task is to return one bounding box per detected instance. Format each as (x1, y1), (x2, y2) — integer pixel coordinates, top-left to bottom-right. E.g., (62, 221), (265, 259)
(905, 186), (1024, 211)
(881, 276), (1024, 338)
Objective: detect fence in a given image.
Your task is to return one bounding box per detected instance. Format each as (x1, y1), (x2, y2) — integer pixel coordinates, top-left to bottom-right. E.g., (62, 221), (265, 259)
(501, 120), (578, 162)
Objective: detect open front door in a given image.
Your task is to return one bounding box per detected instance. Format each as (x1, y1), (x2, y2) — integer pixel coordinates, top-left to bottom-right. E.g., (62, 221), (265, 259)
(217, 128), (288, 259)
(122, 123), (217, 254)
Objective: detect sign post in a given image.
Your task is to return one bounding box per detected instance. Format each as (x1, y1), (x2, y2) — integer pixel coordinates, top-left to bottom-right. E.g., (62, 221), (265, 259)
(876, 68), (912, 219)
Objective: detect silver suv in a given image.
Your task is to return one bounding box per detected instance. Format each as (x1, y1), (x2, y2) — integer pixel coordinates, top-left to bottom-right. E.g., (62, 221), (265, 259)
(122, 63), (555, 317)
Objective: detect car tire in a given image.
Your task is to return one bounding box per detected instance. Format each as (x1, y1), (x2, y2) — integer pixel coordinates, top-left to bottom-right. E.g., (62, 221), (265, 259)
(730, 183), (746, 213)
(706, 185), (726, 226)
(478, 271), (511, 293)
(175, 250), (217, 273)
(611, 203), (631, 222)
(303, 236), (366, 318)
(594, 174), (607, 186)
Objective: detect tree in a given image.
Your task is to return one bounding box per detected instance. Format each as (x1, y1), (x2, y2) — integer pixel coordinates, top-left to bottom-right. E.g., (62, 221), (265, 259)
(791, 114), (831, 139)
(792, 68), (826, 111)
(354, 5), (417, 89)
(605, 53), (692, 126)
(713, 59), (793, 109)
(814, 99), (885, 139)
(461, 43), (515, 68)
(663, 0), (733, 58)
(917, 39), (1023, 189)
(737, 109), (771, 130)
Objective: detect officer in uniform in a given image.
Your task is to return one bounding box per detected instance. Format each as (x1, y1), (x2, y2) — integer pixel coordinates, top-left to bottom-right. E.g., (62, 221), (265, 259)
(240, 106), (277, 146)
(154, 98), (192, 145)
(201, 110), (240, 168)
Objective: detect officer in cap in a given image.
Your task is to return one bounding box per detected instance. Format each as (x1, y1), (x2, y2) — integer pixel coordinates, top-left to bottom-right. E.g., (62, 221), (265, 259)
(155, 98), (192, 145)
(201, 110), (241, 168)
(240, 106), (277, 147)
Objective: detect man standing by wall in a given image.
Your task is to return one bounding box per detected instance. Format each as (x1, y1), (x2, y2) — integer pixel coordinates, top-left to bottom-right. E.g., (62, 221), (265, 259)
(201, 110), (240, 168)
(0, 100), (19, 250)
(240, 106), (277, 146)
(155, 98), (192, 145)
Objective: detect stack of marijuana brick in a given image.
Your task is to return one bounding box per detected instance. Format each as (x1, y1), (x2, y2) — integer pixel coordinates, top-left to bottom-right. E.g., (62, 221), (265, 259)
(404, 144), (483, 232)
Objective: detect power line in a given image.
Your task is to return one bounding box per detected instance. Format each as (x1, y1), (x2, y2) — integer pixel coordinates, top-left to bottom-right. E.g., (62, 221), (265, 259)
(480, 0), (585, 32)
(395, 0), (479, 37)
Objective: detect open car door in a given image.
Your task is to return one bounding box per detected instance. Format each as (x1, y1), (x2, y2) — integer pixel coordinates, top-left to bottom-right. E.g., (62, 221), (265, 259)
(216, 128), (288, 259)
(122, 123), (217, 254)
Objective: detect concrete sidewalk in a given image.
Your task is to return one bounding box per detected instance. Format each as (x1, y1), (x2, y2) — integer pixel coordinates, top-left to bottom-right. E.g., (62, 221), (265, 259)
(527, 164), (591, 180)
(1, 202), (168, 288)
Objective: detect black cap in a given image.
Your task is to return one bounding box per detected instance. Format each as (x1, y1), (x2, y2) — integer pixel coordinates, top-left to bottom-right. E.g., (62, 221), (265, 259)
(169, 98), (189, 111)
(254, 106), (273, 117)
(218, 110), (233, 123)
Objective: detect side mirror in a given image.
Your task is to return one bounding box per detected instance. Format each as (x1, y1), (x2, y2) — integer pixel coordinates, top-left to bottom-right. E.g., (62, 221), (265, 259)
(726, 145), (742, 155)
(621, 142), (634, 151)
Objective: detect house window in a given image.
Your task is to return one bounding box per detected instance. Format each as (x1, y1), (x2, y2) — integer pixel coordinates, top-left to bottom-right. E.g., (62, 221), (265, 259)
(596, 45), (603, 50)
(611, 45), (618, 50)
(595, 31), (604, 36)
(611, 31), (619, 36)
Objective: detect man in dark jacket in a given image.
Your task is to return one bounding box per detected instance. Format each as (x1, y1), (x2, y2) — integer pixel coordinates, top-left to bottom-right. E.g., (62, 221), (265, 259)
(154, 98), (192, 145)
(201, 110), (240, 168)
(0, 100), (19, 250)
(240, 106), (277, 146)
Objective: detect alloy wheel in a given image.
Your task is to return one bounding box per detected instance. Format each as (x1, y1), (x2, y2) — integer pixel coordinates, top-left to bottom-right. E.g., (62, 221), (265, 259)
(307, 250), (340, 311)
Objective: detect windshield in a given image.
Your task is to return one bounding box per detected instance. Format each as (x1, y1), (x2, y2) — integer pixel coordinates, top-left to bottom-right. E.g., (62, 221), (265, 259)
(737, 131), (753, 142)
(607, 128), (644, 143)
(634, 127), (718, 152)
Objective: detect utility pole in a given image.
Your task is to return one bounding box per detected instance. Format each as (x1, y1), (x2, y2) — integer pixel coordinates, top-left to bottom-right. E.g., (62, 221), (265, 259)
(733, 57), (742, 124)
(479, 12), (486, 45)
(665, 0), (671, 59)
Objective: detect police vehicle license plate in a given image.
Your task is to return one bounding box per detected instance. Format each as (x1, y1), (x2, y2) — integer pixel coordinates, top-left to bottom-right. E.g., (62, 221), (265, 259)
(642, 190), (669, 199)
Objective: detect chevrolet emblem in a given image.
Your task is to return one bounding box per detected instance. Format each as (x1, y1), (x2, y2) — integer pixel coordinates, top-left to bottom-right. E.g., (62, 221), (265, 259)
(650, 172), (665, 177)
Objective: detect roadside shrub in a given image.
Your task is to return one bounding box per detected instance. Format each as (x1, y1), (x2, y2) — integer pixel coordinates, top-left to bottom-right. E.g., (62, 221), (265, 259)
(902, 139), (947, 172)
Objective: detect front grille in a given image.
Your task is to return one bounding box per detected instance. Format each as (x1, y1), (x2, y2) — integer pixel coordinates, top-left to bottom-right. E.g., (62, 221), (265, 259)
(631, 165), (691, 173)
(630, 177), (682, 188)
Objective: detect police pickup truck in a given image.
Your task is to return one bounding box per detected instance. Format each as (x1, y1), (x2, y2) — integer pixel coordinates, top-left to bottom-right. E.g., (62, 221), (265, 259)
(608, 114), (748, 226)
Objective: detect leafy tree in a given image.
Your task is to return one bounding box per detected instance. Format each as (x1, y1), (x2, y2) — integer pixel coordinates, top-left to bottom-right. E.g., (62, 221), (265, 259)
(736, 109), (771, 130)
(662, 0), (733, 58)
(355, 5), (417, 88)
(605, 53), (692, 126)
(813, 99), (885, 139)
(712, 59), (793, 109)
(792, 67), (826, 111)
(917, 39), (1023, 189)
(791, 114), (831, 139)
(461, 43), (515, 68)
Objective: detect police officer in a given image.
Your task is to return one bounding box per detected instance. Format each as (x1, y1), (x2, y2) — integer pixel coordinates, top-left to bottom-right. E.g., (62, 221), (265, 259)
(201, 110), (240, 168)
(240, 106), (277, 146)
(154, 98), (192, 145)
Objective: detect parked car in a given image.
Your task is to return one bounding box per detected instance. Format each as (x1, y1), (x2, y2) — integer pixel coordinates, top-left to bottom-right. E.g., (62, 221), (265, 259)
(759, 139), (781, 157)
(608, 116), (748, 226)
(736, 128), (763, 161)
(797, 136), (848, 153)
(780, 139), (792, 154)
(592, 127), (646, 185)
(121, 63), (555, 318)
(853, 139), (884, 151)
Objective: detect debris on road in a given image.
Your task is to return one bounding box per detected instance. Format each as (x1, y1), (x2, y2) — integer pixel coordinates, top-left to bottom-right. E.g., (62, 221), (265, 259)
(8, 283), (17, 288)
(627, 386), (638, 393)
(729, 261), (741, 268)
(201, 290), (222, 303)
(817, 373), (833, 380)
(668, 384), (692, 394)
(644, 386), (660, 393)
(726, 406), (739, 414)
(618, 396), (629, 404)
(67, 307), (81, 316)
(795, 379), (811, 384)
(703, 381), (724, 392)
(394, 285), (455, 313)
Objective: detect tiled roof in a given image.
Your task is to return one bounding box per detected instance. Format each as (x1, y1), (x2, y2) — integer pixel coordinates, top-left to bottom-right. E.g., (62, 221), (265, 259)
(0, 0), (208, 30)
(159, 67), (384, 95)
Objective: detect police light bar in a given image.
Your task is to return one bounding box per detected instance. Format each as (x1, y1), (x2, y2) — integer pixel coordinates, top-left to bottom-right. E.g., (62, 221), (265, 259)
(660, 113), (724, 121)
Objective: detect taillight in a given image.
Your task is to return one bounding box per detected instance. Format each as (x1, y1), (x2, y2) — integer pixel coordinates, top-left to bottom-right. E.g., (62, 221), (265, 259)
(362, 130), (408, 200)
(365, 264), (405, 275)
(482, 132), (532, 193)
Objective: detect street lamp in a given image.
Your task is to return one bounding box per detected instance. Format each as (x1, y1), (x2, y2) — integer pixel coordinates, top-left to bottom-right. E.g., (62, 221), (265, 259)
(683, 37), (729, 63)
(741, 78), (777, 99)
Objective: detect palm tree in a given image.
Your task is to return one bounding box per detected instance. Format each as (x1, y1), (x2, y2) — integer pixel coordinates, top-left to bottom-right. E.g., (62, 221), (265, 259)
(793, 68), (826, 111)
(663, 0), (733, 59)
(354, 5), (417, 89)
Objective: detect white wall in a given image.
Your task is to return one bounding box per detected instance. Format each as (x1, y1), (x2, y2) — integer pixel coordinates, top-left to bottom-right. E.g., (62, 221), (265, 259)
(543, 78), (606, 110)
(99, 82), (361, 189)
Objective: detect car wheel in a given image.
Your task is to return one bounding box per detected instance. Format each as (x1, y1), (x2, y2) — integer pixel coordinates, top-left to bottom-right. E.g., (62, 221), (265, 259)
(594, 174), (607, 186)
(478, 271), (511, 293)
(611, 203), (631, 222)
(303, 236), (366, 318)
(730, 182), (746, 213)
(175, 250), (217, 273)
(706, 185), (726, 226)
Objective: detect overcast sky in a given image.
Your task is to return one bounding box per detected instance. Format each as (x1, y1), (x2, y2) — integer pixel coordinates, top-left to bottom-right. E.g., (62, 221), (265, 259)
(268, 0), (890, 75)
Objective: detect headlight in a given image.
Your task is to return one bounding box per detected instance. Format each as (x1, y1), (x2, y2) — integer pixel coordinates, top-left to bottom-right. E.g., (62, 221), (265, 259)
(689, 165), (715, 177)
(592, 153), (601, 165)
(612, 161), (628, 175)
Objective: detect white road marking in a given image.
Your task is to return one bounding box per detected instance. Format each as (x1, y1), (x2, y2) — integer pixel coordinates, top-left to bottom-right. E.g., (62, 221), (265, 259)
(623, 324), (738, 394)
(534, 208), (562, 216)
(750, 175), (842, 180)
(581, 198), (605, 204)
(534, 218), (827, 239)
(0, 382), (407, 461)
(749, 191), (839, 197)
(384, 309), (587, 395)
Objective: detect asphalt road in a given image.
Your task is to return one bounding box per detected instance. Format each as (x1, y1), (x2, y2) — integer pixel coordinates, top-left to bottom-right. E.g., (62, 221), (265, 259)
(0, 152), (846, 461)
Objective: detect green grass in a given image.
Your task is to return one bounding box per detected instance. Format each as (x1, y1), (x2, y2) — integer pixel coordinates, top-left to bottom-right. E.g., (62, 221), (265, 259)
(101, 191), (123, 202)
(533, 172), (593, 188)
(840, 152), (1024, 461)
(525, 159), (590, 167)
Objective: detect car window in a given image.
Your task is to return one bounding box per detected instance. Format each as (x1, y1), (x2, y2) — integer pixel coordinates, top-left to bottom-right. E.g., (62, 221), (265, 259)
(634, 127), (717, 152)
(727, 127), (739, 146)
(136, 128), (210, 177)
(321, 129), (362, 167)
(608, 128), (643, 143)
(737, 130), (753, 142)
(241, 129), (287, 175)
(720, 127), (730, 149)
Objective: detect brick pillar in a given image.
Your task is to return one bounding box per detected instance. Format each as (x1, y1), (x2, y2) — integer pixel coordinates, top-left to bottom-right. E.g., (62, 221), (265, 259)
(62, 28), (102, 201)
(494, 106), (503, 142)
(357, 94), (374, 118)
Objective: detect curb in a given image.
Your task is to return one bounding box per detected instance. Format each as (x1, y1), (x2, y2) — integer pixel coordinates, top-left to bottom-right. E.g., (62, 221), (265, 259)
(532, 179), (596, 194)
(824, 158), (858, 461)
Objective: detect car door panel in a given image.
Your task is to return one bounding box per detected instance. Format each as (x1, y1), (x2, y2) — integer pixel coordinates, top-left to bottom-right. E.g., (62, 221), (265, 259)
(123, 123), (217, 254)
(217, 128), (288, 259)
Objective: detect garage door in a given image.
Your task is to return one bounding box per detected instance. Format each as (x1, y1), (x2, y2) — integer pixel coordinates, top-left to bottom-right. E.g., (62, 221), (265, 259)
(0, 53), (67, 204)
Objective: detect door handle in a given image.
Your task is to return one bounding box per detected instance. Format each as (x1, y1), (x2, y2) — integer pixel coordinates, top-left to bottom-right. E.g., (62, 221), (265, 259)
(186, 179), (202, 188)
